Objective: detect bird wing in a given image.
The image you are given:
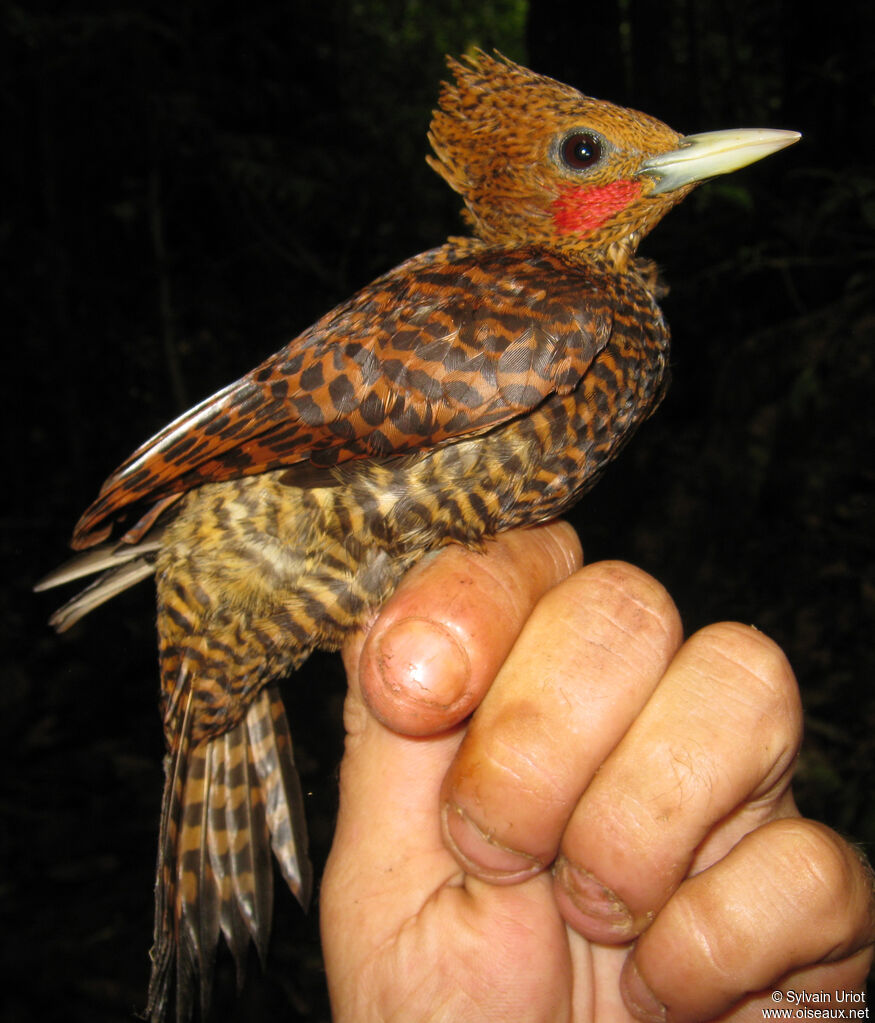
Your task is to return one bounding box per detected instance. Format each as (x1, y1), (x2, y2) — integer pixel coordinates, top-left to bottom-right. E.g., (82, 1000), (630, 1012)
(72, 244), (614, 549)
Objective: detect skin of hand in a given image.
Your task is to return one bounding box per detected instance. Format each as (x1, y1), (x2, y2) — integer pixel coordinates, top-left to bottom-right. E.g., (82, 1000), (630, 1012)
(322, 522), (875, 1022)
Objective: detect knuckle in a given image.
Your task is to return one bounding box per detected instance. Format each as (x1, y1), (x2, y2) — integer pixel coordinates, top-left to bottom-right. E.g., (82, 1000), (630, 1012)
(528, 520), (584, 578)
(479, 704), (570, 808)
(672, 890), (740, 981)
(770, 819), (861, 917)
(758, 818), (875, 956)
(688, 622), (802, 730)
(553, 560), (683, 658)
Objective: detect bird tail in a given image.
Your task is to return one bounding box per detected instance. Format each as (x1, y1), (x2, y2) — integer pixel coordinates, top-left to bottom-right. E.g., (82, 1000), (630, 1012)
(147, 682), (312, 1022)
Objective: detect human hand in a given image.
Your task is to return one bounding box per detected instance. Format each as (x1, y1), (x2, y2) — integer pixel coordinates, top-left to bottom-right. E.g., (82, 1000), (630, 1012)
(323, 522), (874, 1021)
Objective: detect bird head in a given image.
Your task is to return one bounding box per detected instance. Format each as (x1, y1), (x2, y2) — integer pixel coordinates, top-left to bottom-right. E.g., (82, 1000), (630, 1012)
(428, 52), (799, 268)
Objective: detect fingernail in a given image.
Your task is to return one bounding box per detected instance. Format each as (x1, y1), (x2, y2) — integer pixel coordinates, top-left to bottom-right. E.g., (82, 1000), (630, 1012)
(621, 958), (667, 1022)
(377, 618), (470, 709)
(553, 856), (636, 941)
(442, 802), (544, 881)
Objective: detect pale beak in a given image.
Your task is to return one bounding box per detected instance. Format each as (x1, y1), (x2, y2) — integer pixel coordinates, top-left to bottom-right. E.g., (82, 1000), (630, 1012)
(640, 128), (801, 195)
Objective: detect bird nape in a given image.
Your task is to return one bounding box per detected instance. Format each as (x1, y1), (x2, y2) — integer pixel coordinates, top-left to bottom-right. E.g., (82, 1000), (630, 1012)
(35, 52), (799, 1022)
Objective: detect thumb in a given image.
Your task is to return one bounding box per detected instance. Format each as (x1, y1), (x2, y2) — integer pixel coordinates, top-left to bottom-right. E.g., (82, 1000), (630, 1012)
(348, 521), (583, 735)
(322, 523), (582, 954)
(321, 605), (466, 973)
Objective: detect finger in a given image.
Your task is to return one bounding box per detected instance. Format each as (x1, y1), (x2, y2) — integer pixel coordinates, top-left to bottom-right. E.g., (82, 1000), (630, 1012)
(441, 560), (683, 883)
(555, 622), (803, 942)
(620, 818), (875, 1022)
(344, 520), (582, 736)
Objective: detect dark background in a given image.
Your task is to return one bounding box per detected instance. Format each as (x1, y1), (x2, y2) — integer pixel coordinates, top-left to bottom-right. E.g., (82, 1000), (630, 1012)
(3, 1), (873, 1020)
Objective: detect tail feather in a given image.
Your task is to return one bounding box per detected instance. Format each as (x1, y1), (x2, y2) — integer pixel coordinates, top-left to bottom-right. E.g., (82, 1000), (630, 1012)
(177, 738), (222, 1019)
(146, 683), (310, 1022)
(248, 684), (312, 907)
(146, 692), (192, 1023)
(220, 714), (274, 964)
(209, 731), (259, 983)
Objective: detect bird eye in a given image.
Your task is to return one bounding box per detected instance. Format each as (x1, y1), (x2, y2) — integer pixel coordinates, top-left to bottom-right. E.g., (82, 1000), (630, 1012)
(560, 131), (603, 171)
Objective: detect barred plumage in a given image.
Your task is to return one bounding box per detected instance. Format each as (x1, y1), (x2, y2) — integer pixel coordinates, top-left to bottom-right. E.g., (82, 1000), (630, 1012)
(35, 51), (798, 1020)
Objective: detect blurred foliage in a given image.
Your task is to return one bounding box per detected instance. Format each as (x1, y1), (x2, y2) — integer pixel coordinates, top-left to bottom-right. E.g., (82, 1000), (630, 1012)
(2, 0), (873, 1019)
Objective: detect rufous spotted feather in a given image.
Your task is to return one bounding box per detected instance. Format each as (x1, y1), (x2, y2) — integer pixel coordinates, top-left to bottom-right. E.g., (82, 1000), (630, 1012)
(36, 52), (799, 1021)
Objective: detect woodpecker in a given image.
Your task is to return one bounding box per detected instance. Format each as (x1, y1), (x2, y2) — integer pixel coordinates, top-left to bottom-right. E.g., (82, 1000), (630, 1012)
(36, 52), (799, 1020)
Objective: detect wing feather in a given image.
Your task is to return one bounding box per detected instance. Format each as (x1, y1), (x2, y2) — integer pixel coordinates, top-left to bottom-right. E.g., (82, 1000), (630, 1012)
(73, 244), (613, 548)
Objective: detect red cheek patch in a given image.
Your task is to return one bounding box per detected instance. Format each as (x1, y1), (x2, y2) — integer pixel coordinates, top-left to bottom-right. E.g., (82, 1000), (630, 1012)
(551, 179), (643, 235)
